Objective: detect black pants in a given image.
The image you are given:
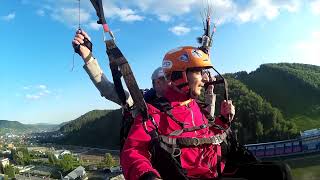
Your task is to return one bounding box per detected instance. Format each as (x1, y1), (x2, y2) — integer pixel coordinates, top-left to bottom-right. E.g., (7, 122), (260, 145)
(222, 161), (293, 180)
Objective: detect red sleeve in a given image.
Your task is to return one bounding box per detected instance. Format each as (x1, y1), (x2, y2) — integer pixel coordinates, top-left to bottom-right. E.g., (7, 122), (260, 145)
(120, 114), (161, 180)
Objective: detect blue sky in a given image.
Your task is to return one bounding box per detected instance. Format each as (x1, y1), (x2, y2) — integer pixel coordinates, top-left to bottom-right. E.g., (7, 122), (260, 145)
(1, 0), (320, 124)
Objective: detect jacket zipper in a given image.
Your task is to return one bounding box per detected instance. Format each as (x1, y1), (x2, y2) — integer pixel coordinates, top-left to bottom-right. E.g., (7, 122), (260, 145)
(186, 105), (198, 135)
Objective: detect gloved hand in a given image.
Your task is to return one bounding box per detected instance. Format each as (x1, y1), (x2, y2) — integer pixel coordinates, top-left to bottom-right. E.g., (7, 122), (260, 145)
(72, 29), (93, 62)
(220, 100), (235, 122)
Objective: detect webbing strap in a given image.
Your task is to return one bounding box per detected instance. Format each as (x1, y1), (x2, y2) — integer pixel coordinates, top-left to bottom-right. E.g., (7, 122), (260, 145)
(159, 142), (182, 157)
(110, 64), (127, 106)
(165, 111), (185, 128)
(105, 40), (148, 119)
(217, 155), (222, 177)
(168, 119), (227, 137)
(160, 132), (227, 147)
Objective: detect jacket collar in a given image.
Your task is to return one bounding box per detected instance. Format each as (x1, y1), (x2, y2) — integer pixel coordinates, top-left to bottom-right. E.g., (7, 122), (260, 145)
(163, 87), (193, 107)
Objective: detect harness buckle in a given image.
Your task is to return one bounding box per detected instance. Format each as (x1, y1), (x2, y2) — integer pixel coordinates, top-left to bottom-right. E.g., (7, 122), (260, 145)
(192, 137), (200, 146)
(172, 147), (181, 157)
(212, 136), (218, 144)
(200, 124), (207, 129)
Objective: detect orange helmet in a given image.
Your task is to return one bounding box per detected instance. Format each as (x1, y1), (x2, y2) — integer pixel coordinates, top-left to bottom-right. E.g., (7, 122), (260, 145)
(162, 46), (212, 92)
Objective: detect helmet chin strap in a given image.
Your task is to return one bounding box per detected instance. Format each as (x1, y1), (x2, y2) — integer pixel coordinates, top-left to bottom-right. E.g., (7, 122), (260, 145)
(169, 82), (189, 96)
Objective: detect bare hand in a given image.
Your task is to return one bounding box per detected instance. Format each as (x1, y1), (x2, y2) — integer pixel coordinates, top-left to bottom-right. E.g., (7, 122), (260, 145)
(72, 29), (91, 62)
(202, 71), (216, 94)
(220, 100), (235, 121)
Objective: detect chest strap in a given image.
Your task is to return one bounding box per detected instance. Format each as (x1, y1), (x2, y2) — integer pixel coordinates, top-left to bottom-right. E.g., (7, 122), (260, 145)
(160, 132), (227, 148)
(168, 120), (226, 137)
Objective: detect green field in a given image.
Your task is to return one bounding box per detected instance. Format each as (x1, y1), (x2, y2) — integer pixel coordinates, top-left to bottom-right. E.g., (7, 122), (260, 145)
(263, 152), (320, 180)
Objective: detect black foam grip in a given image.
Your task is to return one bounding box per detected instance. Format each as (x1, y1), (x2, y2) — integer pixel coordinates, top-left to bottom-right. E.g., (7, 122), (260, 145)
(74, 38), (93, 55)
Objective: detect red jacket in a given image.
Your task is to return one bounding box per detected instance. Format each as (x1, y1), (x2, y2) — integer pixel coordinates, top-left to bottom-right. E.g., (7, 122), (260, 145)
(120, 87), (230, 180)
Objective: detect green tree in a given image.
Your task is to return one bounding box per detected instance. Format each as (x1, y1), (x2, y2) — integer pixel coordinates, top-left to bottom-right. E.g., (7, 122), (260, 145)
(48, 152), (58, 165)
(58, 154), (80, 173)
(104, 153), (115, 168)
(4, 165), (15, 178)
(256, 121), (264, 142)
(12, 148), (31, 166)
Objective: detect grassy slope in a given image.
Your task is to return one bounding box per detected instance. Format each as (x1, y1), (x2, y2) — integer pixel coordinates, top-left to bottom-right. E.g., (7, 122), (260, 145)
(235, 63), (320, 131)
(287, 153), (320, 180)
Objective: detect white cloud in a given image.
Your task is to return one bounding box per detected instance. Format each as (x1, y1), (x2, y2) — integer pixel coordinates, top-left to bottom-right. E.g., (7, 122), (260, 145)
(51, 8), (91, 28)
(23, 86), (31, 90)
(129, 0), (302, 24)
(133, 0), (196, 22)
(38, 85), (47, 89)
(158, 14), (171, 22)
(235, 0), (301, 23)
(26, 94), (41, 100)
(311, 0), (320, 15)
(36, 9), (45, 16)
(169, 24), (191, 36)
(21, 84), (54, 101)
(116, 8), (144, 22)
(38, 1), (143, 29)
(192, 26), (201, 31)
(1, 12), (16, 21)
(101, 3), (144, 22)
(292, 31), (320, 65)
(31, 0), (310, 28)
(88, 21), (101, 30)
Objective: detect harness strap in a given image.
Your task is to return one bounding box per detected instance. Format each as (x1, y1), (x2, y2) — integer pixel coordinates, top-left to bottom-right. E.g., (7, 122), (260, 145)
(159, 142), (182, 157)
(165, 110), (185, 128)
(182, 124), (207, 132)
(105, 40), (149, 120)
(168, 120), (227, 137)
(160, 132), (227, 147)
(217, 155), (222, 177)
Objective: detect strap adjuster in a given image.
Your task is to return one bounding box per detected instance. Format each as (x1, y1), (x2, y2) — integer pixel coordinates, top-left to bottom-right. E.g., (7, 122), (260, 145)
(172, 147), (182, 157)
(192, 137), (200, 146)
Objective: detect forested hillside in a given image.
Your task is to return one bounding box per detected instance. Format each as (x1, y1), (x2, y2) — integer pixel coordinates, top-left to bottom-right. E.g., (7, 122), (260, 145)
(233, 63), (320, 130)
(58, 109), (122, 149)
(0, 120), (30, 130)
(0, 120), (58, 134)
(216, 76), (298, 144)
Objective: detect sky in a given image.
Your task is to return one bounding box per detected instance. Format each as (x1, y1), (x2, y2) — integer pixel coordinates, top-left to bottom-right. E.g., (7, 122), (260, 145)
(1, 0), (319, 125)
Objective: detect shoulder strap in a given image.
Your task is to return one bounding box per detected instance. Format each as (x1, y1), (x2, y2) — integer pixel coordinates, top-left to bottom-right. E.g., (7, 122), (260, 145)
(105, 40), (149, 120)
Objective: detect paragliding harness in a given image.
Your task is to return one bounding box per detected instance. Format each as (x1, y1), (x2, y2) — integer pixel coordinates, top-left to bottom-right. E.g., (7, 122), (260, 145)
(86, 1), (292, 180)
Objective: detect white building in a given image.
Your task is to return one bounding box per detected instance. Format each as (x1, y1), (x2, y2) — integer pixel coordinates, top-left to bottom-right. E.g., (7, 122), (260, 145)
(0, 158), (9, 174)
(53, 150), (71, 159)
(0, 158), (9, 168)
(63, 166), (87, 180)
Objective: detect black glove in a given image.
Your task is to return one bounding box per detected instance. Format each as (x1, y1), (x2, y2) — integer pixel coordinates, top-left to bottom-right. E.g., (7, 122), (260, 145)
(73, 29), (93, 56)
(74, 37), (92, 55)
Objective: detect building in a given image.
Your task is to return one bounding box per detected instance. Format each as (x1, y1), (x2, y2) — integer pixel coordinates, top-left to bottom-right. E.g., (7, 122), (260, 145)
(63, 166), (87, 180)
(300, 128), (320, 137)
(53, 150), (71, 159)
(0, 158), (9, 174)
